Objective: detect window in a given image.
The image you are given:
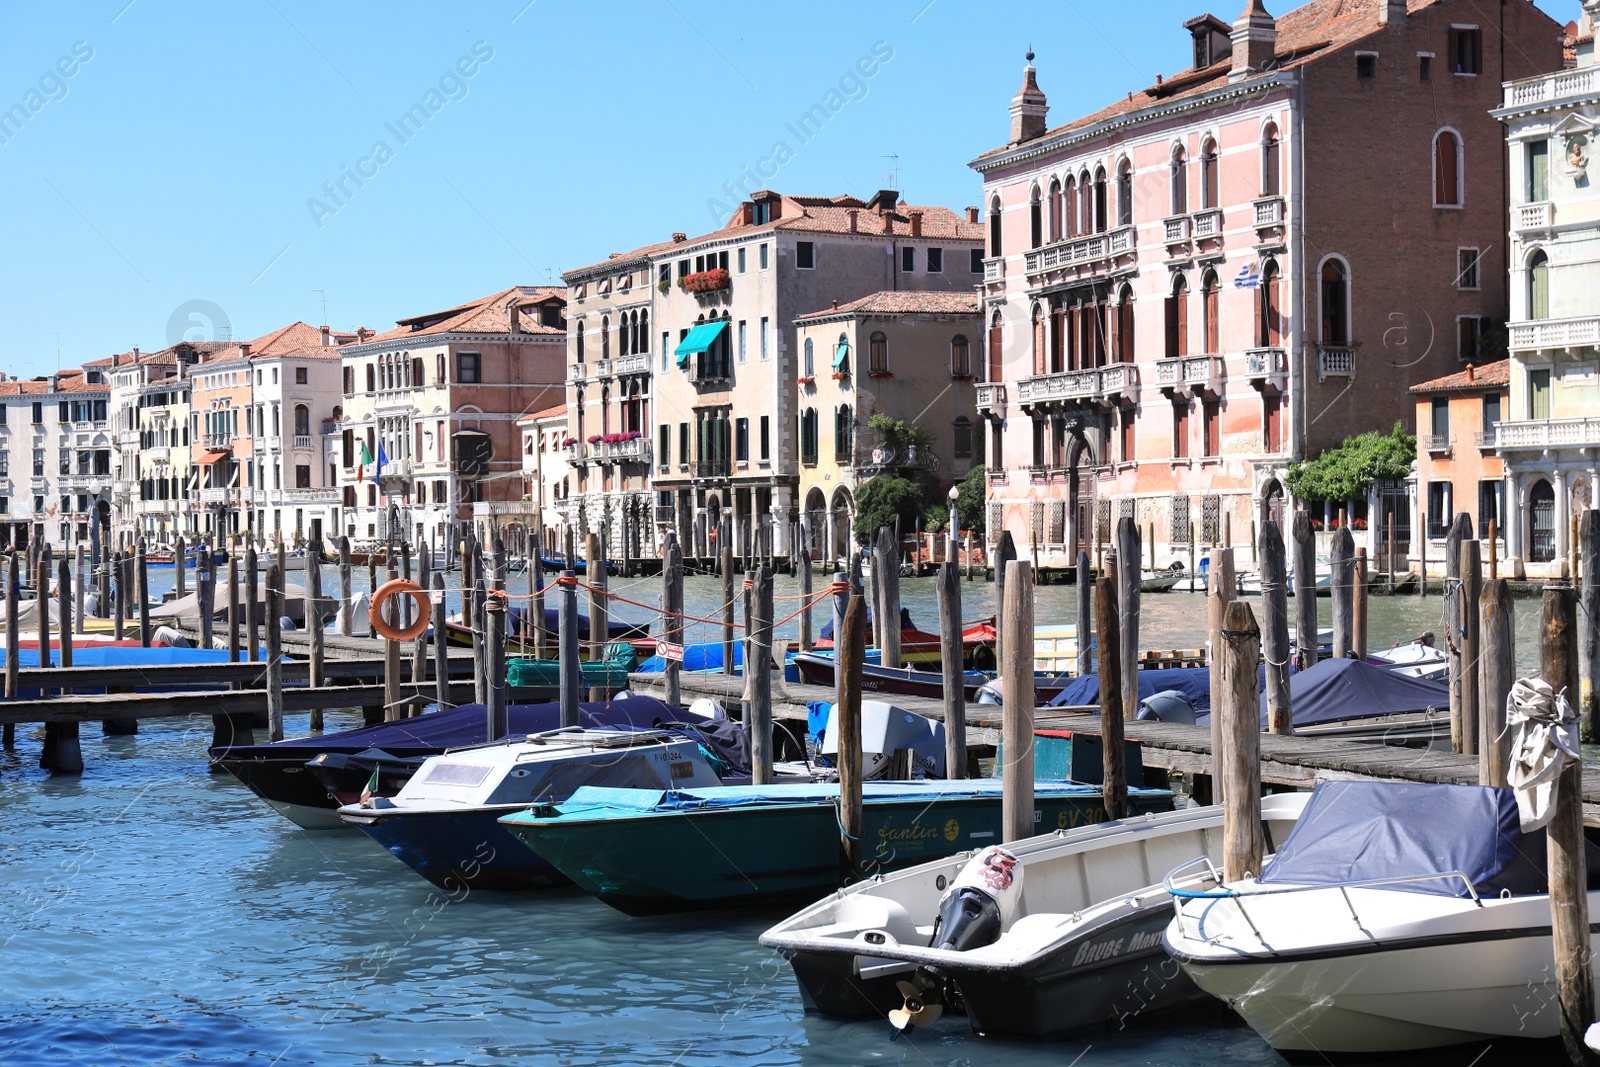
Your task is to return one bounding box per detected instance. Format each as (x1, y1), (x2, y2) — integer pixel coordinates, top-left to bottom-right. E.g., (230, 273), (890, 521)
(987, 196), (1004, 257)
(1170, 146), (1187, 215)
(32, 449), (43, 476)
(1165, 276), (1189, 359)
(951, 335), (970, 377)
(1527, 140), (1549, 202)
(971, 248), (984, 274)
(902, 246), (916, 272)
(1356, 53), (1377, 79)
(738, 320), (747, 363)
(1261, 124), (1280, 196)
(32, 402), (42, 424)
(678, 259), (689, 280)
(940, 416), (970, 460)
(1320, 259), (1350, 345)
(1172, 400), (1190, 459)
(803, 338), (815, 378)
(1434, 130), (1462, 207)
(759, 243), (769, 269)
(1200, 138), (1219, 210)
(1201, 270), (1220, 353)
(737, 247), (746, 273)
(1116, 286), (1136, 361)
(800, 408), (818, 464)
(295, 464), (311, 489)
(1201, 399), (1219, 457)
(1478, 480), (1503, 534)
(1419, 53), (1433, 81)
(1047, 179), (1063, 242)
(437, 354), (446, 383)
(1457, 248), (1481, 289)
(294, 404), (310, 436)
(365, 364), (375, 392)
(1116, 158), (1133, 227)
(1263, 393), (1283, 452)
(1482, 393), (1501, 433)
(1258, 260), (1283, 346)
(1427, 481), (1453, 538)
(1450, 26), (1481, 75)
(759, 415), (769, 461)
(457, 352), (480, 383)
(760, 317), (769, 362)
(343, 366), (354, 394)
(1458, 316), (1486, 361)
(835, 405), (853, 463)
(678, 422), (690, 465)
(1118, 405), (1135, 462)
(1029, 187), (1043, 249)
(1430, 397), (1450, 441)
(1093, 167), (1108, 232)
(661, 331), (669, 371)
(1529, 368), (1551, 420)
(658, 265), (670, 289)
(1528, 252), (1550, 320)
(796, 241), (815, 269)
(869, 331), (888, 375)
(735, 417), (749, 462)
(988, 311), (1003, 383)
(929, 247), (944, 271)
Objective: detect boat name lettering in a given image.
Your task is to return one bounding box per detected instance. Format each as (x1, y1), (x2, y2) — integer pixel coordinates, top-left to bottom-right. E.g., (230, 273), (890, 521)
(1072, 927), (1166, 968)
(876, 817), (939, 849)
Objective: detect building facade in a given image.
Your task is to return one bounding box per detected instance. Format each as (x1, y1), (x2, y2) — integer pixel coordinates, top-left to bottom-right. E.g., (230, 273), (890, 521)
(0, 368), (112, 552)
(1409, 359), (1507, 575)
(972, 0), (1562, 572)
(518, 403), (570, 553)
(1494, 2), (1600, 577)
(793, 291), (982, 564)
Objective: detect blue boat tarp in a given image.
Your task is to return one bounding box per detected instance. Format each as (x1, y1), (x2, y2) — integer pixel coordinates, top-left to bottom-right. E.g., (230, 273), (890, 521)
(1246, 657), (1446, 728)
(635, 640), (744, 674)
(1049, 666), (1215, 710)
(550, 778), (1122, 815)
(0, 646), (239, 668)
(209, 696), (682, 760)
(1259, 782), (1547, 898)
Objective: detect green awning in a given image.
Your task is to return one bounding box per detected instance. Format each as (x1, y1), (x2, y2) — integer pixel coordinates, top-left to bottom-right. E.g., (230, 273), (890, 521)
(675, 320), (729, 367)
(832, 341), (850, 368)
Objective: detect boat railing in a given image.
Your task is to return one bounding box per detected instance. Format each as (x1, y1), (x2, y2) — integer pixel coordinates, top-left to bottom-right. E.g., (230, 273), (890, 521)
(1164, 856), (1484, 946)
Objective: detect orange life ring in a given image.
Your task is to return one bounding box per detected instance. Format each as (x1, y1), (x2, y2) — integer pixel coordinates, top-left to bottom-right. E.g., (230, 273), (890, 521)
(369, 579), (431, 641)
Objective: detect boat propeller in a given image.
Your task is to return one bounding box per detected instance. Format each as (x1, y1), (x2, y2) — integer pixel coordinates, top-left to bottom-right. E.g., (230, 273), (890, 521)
(888, 980), (942, 1037)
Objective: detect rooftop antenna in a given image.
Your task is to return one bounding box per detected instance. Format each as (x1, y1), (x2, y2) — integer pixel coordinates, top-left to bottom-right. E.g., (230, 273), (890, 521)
(52, 332), (61, 371)
(313, 289), (328, 325)
(882, 154), (900, 189)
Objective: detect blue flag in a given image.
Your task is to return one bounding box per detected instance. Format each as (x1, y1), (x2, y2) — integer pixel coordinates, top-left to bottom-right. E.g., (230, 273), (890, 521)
(376, 442), (388, 476)
(1233, 262), (1261, 289)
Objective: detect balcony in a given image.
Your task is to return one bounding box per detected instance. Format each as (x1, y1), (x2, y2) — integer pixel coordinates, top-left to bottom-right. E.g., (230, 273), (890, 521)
(1475, 430), (1498, 451)
(692, 460), (731, 479)
(652, 504), (674, 523)
(200, 487), (232, 505)
(1015, 363), (1140, 409)
(593, 358), (612, 379)
(1509, 315), (1600, 355)
(1163, 215), (1191, 247)
(1022, 226), (1135, 278)
(975, 382), (1006, 414)
(292, 434), (314, 451)
(321, 419), (338, 436)
(1503, 65), (1600, 110)
(564, 441), (588, 464)
(136, 499), (181, 515)
(1496, 417), (1600, 453)
(569, 362), (587, 383)
(1515, 201), (1555, 234)
(983, 257), (1006, 284)
(205, 433), (231, 449)
(614, 353), (651, 376)
(1191, 209), (1223, 241)
(1316, 345), (1355, 381)
(1423, 434), (1452, 455)
(1244, 347), (1287, 389)
(1155, 354), (1224, 396)
(271, 487), (341, 505)
(595, 436), (651, 465)
(1253, 196), (1285, 230)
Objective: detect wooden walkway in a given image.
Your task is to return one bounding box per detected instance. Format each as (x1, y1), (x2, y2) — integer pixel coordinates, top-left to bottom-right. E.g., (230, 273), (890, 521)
(628, 670), (1600, 829)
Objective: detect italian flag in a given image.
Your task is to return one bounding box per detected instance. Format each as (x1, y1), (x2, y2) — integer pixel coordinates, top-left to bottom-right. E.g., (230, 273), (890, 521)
(358, 441), (373, 482)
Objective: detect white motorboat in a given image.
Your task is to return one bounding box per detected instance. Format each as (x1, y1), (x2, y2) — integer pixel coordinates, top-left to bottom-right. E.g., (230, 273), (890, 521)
(760, 793), (1310, 1039)
(1165, 781), (1596, 1058)
(1369, 636), (1449, 682)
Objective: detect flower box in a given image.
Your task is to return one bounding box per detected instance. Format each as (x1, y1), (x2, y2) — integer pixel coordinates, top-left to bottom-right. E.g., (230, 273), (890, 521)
(797, 376), (815, 386)
(868, 370), (895, 380)
(586, 435), (602, 445)
(680, 268), (731, 294)
(831, 372), (850, 381)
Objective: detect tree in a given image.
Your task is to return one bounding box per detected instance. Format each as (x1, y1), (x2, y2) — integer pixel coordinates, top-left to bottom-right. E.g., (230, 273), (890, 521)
(1285, 422), (1416, 504)
(853, 475), (924, 542)
(955, 464), (987, 535)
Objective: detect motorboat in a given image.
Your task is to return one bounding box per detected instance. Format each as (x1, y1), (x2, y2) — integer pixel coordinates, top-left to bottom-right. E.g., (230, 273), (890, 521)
(211, 695), (699, 829)
(792, 650), (994, 701)
(339, 725), (739, 891)
(1165, 780), (1600, 1058)
(760, 793), (1310, 1038)
(1369, 635), (1449, 682)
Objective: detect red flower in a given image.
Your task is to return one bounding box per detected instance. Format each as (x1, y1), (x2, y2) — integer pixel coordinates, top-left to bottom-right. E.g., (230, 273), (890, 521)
(680, 268), (731, 294)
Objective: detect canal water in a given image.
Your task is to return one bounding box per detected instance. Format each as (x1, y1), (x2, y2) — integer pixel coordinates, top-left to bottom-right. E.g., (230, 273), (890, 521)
(0, 564), (1554, 1065)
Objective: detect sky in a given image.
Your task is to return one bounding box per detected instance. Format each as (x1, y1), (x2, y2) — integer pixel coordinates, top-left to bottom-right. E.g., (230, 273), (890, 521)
(0, 0), (1579, 376)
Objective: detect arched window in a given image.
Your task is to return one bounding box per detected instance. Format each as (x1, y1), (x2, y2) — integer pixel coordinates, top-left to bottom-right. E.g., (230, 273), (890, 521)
(1029, 186), (1043, 249)
(1117, 284), (1136, 362)
(835, 404), (853, 463)
(639, 310), (649, 351)
(988, 196), (1002, 257)
(800, 407), (818, 464)
(1201, 269), (1220, 353)
(1116, 158), (1134, 227)
(601, 315), (611, 360)
(951, 334), (970, 377)
(1200, 137), (1219, 210)
(1261, 122), (1281, 196)
(869, 331), (889, 374)
(803, 337), (815, 378)
(1258, 260), (1283, 346)
(576, 321), (585, 362)
(1064, 175), (1079, 237)
(1166, 275), (1190, 359)
(1032, 304), (1046, 375)
(988, 310), (1003, 383)
(1528, 251), (1550, 320)
(1047, 179), (1063, 242)
(1320, 258), (1351, 345)
(1170, 145), (1188, 216)
(953, 417), (973, 458)
(834, 331), (851, 375)
(294, 404), (310, 436)
(1434, 129), (1463, 207)
(1093, 166), (1108, 232)
(619, 313), (631, 356)
(1079, 171), (1093, 232)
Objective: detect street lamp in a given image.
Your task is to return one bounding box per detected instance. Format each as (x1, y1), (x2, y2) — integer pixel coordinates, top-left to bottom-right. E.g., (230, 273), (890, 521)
(947, 484), (960, 561)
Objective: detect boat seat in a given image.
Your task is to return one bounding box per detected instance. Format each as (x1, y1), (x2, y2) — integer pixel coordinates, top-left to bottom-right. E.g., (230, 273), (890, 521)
(833, 895), (920, 945)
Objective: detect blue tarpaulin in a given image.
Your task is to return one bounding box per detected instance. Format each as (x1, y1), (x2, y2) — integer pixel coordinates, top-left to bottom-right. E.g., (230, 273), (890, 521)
(635, 640), (744, 673)
(1245, 657), (1447, 728)
(1048, 666), (1215, 710)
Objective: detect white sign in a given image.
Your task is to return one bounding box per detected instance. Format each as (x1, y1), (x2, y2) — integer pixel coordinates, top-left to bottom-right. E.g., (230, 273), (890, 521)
(655, 640), (684, 662)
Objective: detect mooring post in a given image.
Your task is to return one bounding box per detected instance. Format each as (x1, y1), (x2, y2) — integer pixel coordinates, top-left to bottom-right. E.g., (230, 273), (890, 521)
(1540, 585), (1594, 1064)
(1580, 509), (1599, 743)
(244, 545), (259, 662)
(400, 540), (413, 632)
(227, 554), (240, 663)
(486, 584), (508, 742)
(306, 537), (325, 731)
(1220, 599), (1264, 883)
(1351, 546), (1368, 661)
(338, 536), (352, 637)
(1001, 559), (1035, 844)
(877, 526), (902, 669)
(3, 554), (16, 748)
(1292, 511), (1318, 669)
(33, 544), (52, 674)
(837, 593), (866, 883)
(1208, 546), (1236, 800)
(1446, 514), (1469, 752)
(431, 573), (449, 712)
(74, 544), (85, 637)
(410, 544), (429, 705)
(265, 562), (284, 743)
(137, 539), (151, 648)
(112, 549), (125, 641)
(57, 556), (72, 672)
(720, 523), (735, 677)
(585, 532), (607, 699)
(1261, 520), (1292, 734)
(1458, 537), (1483, 759)
(531, 539), (547, 658)
(994, 529), (1017, 667)
(1115, 518), (1140, 723)
(469, 541), (486, 706)
(384, 558), (401, 722)
(198, 547), (214, 650)
(798, 543), (813, 652)
(663, 534), (683, 709)
(174, 534), (187, 599)
(558, 569), (580, 728)
(1328, 527), (1354, 661)
(1095, 575), (1127, 821)
(1480, 578), (1514, 787)
(1075, 551), (1092, 678)
(937, 560), (966, 779)
(750, 567), (773, 785)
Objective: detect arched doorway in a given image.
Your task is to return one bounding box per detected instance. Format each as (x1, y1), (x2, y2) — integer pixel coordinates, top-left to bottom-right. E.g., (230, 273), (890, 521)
(1067, 432), (1096, 558)
(804, 487), (826, 558)
(1530, 479), (1555, 563)
(1259, 478), (1285, 535)
(829, 486), (854, 566)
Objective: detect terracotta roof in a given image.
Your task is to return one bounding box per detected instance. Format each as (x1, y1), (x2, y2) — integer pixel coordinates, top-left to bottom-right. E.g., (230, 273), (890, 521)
(361, 287), (566, 345)
(795, 290), (982, 322)
(1410, 359), (1510, 394)
(0, 369), (106, 396)
(974, 0), (1554, 164)
(518, 403), (568, 424)
(246, 321), (331, 357)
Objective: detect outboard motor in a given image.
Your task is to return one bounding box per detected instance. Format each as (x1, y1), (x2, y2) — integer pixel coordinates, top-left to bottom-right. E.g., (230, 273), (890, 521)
(1138, 689), (1197, 726)
(975, 678), (1004, 707)
(930, 845), (1023, 953)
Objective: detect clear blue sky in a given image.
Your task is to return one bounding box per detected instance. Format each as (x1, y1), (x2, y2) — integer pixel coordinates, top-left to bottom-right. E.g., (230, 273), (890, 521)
(0, 0), (1577, 375)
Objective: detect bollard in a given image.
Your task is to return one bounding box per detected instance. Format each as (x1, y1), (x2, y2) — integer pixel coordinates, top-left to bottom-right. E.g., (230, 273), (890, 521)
(721, 528), (735, 678)
(384, 559), (401, 722)
(1207, 546), (1236, 800)
(74, 544), (85, 637)
(198, 548), (215, 650)
(1095, 576), (1126, 821)
(1000, 560), (1034, 844)
(1115, 518), (1140, 723)
(1351, 547), (1368, 661)
(798, 543), (813, 652)
(432, 573), (449, 713)
(227, 554), (241, 663)
(306, 538), (325, 731)
(1075, 551), (1092, 678)
(993, 530), (1017, 667)
(245, 546), (259, 662)
(1261, 520), (1293, 734)
(663, 534), (683, 709)
(1292, 511), (1318, 669)
(1446, 514), (1470, 752)
(338, 536), (353, 637)
(876, 526), (902, 670)
(1458, 538), (1481, 758)
(750, 567), (773, 785)
(265, 563), (284, 742)
(1220, 600), (1264, 883)
(486, 591), (508, 742)
(558, 570), (580, 728)
(938, 560), (966, 779)
(1479, 579), (1514, 787)
(137, 539), (151, 648)
(585, 532), (607, 699)
(837, 594), (866, 882)
(1328, 528), (1354, 661)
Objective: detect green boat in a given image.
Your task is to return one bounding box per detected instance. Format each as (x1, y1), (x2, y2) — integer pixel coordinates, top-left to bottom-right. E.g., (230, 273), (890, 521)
(497, 780), (1174, 914)
(506, 641), (636, 690)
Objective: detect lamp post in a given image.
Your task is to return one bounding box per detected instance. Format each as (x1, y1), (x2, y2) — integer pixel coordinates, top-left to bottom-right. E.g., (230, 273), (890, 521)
(947, 484), (960, 562)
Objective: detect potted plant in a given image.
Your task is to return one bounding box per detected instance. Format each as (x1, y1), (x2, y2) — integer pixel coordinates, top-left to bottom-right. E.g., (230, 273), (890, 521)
(797, 376), (815, 386)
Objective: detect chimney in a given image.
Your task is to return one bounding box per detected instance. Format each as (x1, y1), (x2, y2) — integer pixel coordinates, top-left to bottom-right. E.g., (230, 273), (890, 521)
(672, 232), (687, 242)
(909, 210), (924, 237)
(965, 206), (979, 224)
(320, 325), (331, 346)
(1377, 0), (1406, 26)
(848, 209), (859, 233)
(239, 344), (251, 359)
(1230, 0), (1278, 82)
(48, 374), (58, 392)
(357, 328), (372, 343)
(508, 303), (522, 334)
(1008, 50), (1049, 144)
(1467, 363), (1476, 381)
(882, 212), (894, 235)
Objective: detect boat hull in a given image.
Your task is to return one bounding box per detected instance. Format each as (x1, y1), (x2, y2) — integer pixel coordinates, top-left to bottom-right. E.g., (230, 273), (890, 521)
(346, 806), (568, 891)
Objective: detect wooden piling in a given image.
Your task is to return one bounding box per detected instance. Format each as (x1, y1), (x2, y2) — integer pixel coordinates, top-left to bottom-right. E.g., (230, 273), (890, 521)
(1540, 584), (1593, 1063)
(1488, 519), (1499, 583)
(486, 582), (508, 742)
(384, 558), (401, 722)
(585, 532), (607, 699)
(1386, 513), (1396, 594)
(1351, 546), (1367, 661)
(1328, 528), (1354, 661)
(1580, 510), (1599, 743)
(244, 545), (259, 662)
(411, 544), (429, 704)
(663, 535), (683, 709)
(469, 542), (485, 706)
(1095, 575), (1126, 821)
(721, 531), (735, 678)
(797, 543), (813, 652)
(531, 540), (547, 658)
(1220, 600), (1264, 883)
(304, 537), (325, 731)
(338, 536), (352, 637)
(227, 554), (240, 663)
(1479, 578), (1513, 787)
(994, 530), (1017, 666)
(113, 549), (126, 640)
(367, 556), (379, 639)
(97, 535), (110, 619)
(877, 526), (902, 669)
(431, 573), (449, 712)
(750, 567), (773, 786)
(938, 560), (966, 779)
(74, 544), (85, 636)
(1446, 514), (1468, 752)
(558, 569), (580, 727)
(40, 560), (82, 771)
(1261, 520), (1292, 734)
(1458, 538), (1482, 759)
(57, 557), (72, 672)
(3, 554), (16, 747)
(837, 594), (866, 882)
(137, 539), (150, 648)
(1208, 546), (1236, 798)
(198, 547), (214, 650)
(400, 541), (413, 631)
(265, 562), (284, 742)
(1115, 518), (1140, 723)
(174, 534), (186, 599)
(1075, 551), (1092, 678)
(1001, 559), (1035, 844)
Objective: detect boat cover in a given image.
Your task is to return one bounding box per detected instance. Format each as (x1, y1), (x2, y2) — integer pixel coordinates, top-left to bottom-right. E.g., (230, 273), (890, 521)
(547, 779), (1109, 814)
(634, 640), (744, 673)
(1247, 657), (1446, 728)
(1258, 782), (1549, 898)
(1048, 666), (1215, 710)
(0, 646), (239, 668)
(209, 696), (687, 760)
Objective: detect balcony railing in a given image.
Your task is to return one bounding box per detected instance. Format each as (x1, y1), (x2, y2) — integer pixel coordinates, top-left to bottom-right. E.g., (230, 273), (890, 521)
(1423, 434), (1452, 455)
(1475, 430), (1497, 450)
(1253, 196), (1285, 229)
(1191, 209), (1223, 240)
(1022, 226), (1135, 277)
(1496, 417), (1600, 452)
(1317, 345), (1355, 380)
(144, 446), (169, 464)
(593, 359), (612, 379)
(614, 353), (651, 376)
(983, 257), (1005, 283)
(595, 437), (651, 465)
(272, 487), (341, 505)
(692, 460), (731, 479)
(1015, 363), (1140, 407)
(564, 442), (587, 463)
(204, 433), (231, 449)
(975, 382), (1006, 413)
(1515, 201), (1555, 233)
(1509, 315), (1600, 354)
(569, 362), (587, 383)
(1244, 347), (1287, 383)
(1503, 66), (1600, 109)
(200, 487), (232, 504)
(292, 434), (313, 451)
(1163, 215), (1191, 245)
(1156, 354), (1224, 395)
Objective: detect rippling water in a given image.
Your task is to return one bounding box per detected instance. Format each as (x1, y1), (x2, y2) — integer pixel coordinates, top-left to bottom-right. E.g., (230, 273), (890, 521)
(0, 565), (1551, 1064)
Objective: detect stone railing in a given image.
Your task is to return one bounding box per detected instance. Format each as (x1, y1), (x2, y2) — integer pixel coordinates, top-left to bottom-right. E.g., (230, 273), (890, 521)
(199, 487), (232, 504)
(1191, 209), (1223, 240)
(1317, 345), (1355, 380)
(1504, 66), (1599, 109)
(1253, 196), (1285, 228)
(983, 257), (1005, 283)
(1509, 315), (1600, 354)
(1496, 417), (1600, 452)
(1022, 226), (1134, 276)
(272, 487), (341, 505)
(1514, 201), (1555, 233)
(1163, 215), (1191, 245)
(975, 382), (1006, 412)
(1244, 347), (1286, 379)
(1423, 434), (1451, 454)
(614, 353), (651, 376)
